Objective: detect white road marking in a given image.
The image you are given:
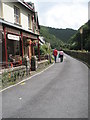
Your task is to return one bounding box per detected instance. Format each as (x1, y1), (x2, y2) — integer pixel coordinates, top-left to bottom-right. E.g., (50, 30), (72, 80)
(0, 63), (54, 93)
(20, 82), (26, 85)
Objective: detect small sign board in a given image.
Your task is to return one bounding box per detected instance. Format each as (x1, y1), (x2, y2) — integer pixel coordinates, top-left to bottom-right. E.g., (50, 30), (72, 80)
(7, 34), (20, 41)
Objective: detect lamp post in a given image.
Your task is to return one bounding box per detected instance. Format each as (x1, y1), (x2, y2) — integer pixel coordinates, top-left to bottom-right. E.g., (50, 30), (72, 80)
(80, 28), (83, 51)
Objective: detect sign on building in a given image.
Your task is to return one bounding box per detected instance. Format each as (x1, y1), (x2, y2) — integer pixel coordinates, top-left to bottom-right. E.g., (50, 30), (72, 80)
(7, 34), (20, 41)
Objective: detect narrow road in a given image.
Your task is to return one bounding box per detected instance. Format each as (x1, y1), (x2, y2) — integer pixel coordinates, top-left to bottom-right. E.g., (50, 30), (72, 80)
(2, 54), (88, 118)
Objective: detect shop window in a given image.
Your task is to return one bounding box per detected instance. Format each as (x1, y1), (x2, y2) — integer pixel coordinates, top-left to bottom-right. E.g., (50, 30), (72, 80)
(23, 37), (28, 56)
(14, 6), (20, 24)
(7, 40), (20, 57)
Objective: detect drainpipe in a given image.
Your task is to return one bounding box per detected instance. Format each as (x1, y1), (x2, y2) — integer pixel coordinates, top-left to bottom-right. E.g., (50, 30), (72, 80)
(29, 40), (32, 61)
(21, 32), (23, 58)
(32, 15), (34, 32)
(38, 37), (40, 61)
(4, 26), (8, 65)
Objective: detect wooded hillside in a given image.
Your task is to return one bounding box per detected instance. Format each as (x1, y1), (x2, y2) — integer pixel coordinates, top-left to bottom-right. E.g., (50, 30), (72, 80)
(69, 20), (90, 51)
(40, 25), (77, 50)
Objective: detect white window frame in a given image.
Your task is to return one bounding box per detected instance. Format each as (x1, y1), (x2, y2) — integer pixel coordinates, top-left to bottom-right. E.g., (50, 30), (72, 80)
(28, 14), (32, 29)
(0, 1), (1, 17)
(28, 14), (30, 29)
(14, 5), (20, 24)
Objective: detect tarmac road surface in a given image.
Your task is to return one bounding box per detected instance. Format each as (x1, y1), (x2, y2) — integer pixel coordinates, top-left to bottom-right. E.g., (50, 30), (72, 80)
(1, 54), (88, 118)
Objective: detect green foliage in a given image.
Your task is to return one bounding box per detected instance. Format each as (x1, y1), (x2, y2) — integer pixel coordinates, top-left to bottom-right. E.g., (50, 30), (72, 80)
(41, 44), (52, 54)
(40, 46), (46, 55)
(41, 44), (48, 54)
(40, 22), (90, 52)
(69, 20), (90, 51)
(40, 25), (77, 50)
(84, 35), (90, 51)
(34, 46), (46, 55)
(48, 27), (77, 43)
(34, 44), (52, 56)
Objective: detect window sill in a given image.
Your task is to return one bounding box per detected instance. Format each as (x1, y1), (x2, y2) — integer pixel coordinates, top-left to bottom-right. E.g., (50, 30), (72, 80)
(0, 17), (4, 20)
(14, 23), (22, 27)
(28, 28), (32, 31)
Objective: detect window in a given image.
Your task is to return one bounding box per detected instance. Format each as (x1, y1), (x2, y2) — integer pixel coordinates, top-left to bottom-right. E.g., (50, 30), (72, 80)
(0, 1), (1, 17)
(7, 40), (20, 56)
(14, 6), (20, 24)
(28, 14), (31, 29)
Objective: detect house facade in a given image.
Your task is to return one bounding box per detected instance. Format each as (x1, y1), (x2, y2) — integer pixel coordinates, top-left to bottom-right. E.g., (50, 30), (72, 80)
(0, 0), (40, 67)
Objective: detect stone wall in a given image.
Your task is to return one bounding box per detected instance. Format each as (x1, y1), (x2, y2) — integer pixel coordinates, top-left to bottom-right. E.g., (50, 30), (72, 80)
(64, 50), (90, 68)
(0, 65), (26, 88)
(0, 60), (50, 88)
(37, 60), (49, 71)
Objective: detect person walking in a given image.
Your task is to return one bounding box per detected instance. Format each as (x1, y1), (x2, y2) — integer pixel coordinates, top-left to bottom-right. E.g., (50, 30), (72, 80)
(53, 48), (58, 63)
(59, 48), (64, 62)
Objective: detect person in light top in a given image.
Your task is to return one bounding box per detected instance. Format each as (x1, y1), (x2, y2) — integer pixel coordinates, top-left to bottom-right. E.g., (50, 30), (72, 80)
(59, 48), (64, 62)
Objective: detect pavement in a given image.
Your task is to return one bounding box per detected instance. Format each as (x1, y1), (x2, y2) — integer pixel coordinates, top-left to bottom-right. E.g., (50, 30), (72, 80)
(1, 54), (88, 118)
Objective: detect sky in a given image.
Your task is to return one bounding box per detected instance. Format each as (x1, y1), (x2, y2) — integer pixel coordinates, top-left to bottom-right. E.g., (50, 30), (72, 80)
(25, 0), (89, 30)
